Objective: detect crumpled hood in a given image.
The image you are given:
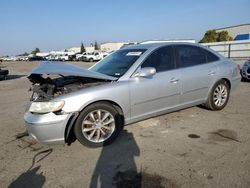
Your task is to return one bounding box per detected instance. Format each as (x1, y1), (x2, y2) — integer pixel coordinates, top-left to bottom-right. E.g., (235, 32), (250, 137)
(29, 61), (117, 81)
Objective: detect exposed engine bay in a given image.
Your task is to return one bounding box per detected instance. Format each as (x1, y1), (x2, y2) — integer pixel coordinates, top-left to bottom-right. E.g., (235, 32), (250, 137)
(28, 74), (109, 101)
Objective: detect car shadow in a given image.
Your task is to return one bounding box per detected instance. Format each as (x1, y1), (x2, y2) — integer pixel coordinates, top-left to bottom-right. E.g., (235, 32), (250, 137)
(5, 75), (26, 80)
(8, 148), (52, 188)
(0, 74), (26, 81)
(241, 78), (250, 82)
(8, 166), (45, 188)
(89, 129), (141, 188)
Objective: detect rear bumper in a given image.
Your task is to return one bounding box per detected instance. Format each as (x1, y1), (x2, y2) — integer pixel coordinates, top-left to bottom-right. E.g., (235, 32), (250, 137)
(24, 112), (72, 144)
(231, 75), (241, 91)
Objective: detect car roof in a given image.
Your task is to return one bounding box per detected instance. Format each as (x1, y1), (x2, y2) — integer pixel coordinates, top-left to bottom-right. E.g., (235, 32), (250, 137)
(122, 42), (203, 50)
(121, 42), (224, 59)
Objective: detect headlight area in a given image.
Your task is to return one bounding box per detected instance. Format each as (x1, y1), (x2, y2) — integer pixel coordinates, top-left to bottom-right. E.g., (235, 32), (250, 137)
(29, 101), (65, 114)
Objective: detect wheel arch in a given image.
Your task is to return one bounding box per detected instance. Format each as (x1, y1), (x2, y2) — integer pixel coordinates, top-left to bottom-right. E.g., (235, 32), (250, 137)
(204, 78), (231, 111)
(64, 100), (124, 145)
(221, 78), (231, 90)
(205, 77), (231, 103)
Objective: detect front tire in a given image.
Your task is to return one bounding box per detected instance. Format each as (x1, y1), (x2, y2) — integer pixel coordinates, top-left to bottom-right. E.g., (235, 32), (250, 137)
(74, 102), (123, 147)
(205, 80), (230, 111)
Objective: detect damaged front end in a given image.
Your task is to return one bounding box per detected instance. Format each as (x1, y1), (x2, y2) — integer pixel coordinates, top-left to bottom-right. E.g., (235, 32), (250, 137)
(27, 61), (117, 101)
(28, 74), (109, 101)
(25, 61), (117, 144)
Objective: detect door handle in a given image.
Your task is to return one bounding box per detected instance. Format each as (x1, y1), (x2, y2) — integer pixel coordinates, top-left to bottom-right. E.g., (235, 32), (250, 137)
(208, 71), (215, 76)
(170, 78), (179, 83)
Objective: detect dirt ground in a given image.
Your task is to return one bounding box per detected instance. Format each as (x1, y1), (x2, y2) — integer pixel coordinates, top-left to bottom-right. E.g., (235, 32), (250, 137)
(0, 60), (250, 188)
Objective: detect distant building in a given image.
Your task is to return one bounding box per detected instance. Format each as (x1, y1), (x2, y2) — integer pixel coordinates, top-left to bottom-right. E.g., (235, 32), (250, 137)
(100, 42), (135, 52)
(67, 46), (95, 53)
(36, 52), (50, 57)
(215, 24), (250, 40)
(67, 47), (81, 53)
(140, 39), (196, 44)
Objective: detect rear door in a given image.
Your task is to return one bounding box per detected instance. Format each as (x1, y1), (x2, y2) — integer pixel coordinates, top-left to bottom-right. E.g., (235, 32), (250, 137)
(175, 45), (219, 104)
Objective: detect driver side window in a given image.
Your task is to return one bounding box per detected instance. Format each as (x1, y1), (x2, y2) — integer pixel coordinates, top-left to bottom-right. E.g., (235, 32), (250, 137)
(141, 46), (175, 72)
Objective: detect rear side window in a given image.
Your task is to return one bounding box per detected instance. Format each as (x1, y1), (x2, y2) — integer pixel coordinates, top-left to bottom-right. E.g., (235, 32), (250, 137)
(176, 45), (207, 68)
(141, 46), (175, 72)
(204, 50), (219, 62)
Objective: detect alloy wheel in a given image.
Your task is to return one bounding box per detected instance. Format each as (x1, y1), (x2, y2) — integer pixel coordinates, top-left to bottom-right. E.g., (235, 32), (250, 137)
(81, 109), (115, 143)
(213, 84), (228, 107)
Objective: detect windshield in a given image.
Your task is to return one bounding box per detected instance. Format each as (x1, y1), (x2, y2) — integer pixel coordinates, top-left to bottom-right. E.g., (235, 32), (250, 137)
(90, 49), (146, 77)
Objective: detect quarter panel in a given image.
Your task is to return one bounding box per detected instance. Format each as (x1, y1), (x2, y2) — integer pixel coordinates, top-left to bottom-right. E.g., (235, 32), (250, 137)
(211, 60), (241, 92)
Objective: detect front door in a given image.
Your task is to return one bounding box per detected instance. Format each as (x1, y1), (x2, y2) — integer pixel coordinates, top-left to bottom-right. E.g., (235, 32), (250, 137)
(129, 46), (181, 120)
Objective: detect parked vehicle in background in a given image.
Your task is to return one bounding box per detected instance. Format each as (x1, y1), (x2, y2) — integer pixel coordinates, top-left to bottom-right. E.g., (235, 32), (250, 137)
(46, 55), (56, 61)
(21, 56), (29, 61)
(58, 52), (77, 61)
(82, 51), (108, 62)
(24, 42), (241, 147)
(60, 54), (70, 61)
(76, 52), (91, 61)
(0, 63), (9, 80)
(68, 53), (79, 61)
(0, 69), (8, 80)
(241, 59), (250, 81)
(75, 53), (83, 61)
(46, 54), (75, 61)
(54, 55), (63, 61)
(102, 52), (109, 58)
(28, 56), (45, 61)
(16, 56), (29, 61)
(2, 57), (17, 61)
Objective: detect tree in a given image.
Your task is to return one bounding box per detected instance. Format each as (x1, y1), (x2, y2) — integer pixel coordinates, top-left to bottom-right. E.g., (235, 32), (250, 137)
(18, 52), (29, 56)
(217, 31), (233, 41)
(199, 30), (218, 43)
(31, 48), (40, 55)
(199, 30), (233, 43)
(80, 42), (86, 53)
(94, 41), (100, 50)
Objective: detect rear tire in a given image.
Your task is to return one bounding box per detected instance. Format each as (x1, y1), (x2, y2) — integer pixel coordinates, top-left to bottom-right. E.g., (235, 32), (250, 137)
(205, 80), (230, 111)
(74, 102), (123, 147)
(89, 58), (94, 62)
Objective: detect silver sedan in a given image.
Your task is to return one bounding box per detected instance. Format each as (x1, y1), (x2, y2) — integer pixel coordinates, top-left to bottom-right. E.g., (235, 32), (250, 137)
(24, 42), (241, 147)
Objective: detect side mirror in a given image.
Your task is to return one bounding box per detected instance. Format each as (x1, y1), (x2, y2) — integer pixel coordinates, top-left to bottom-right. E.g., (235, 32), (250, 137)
(134, 67), (156, 78)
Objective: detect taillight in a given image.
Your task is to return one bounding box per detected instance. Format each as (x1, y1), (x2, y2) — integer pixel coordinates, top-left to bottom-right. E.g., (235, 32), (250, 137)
(237, 64), (241, 73)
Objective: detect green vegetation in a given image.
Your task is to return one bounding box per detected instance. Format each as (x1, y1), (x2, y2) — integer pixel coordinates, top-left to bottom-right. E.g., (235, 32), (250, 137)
(217, 31), (234, 42)
(18, 52), (29, 56)
(31, 48), (40, 55)
(199, 30), (233, 43)
(80, 42), (86, 53)
(94, 41), (100, 50)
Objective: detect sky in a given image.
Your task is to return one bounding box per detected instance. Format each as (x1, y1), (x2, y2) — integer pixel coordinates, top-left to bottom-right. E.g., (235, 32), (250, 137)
(0, 0), (249, 56)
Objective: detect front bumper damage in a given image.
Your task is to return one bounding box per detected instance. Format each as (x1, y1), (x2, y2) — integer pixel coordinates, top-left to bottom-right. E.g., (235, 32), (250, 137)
(24, 112), (73, 144)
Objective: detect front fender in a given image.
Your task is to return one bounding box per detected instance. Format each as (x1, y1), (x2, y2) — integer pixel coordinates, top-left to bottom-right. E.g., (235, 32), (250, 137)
(55, 81), (131, 120)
